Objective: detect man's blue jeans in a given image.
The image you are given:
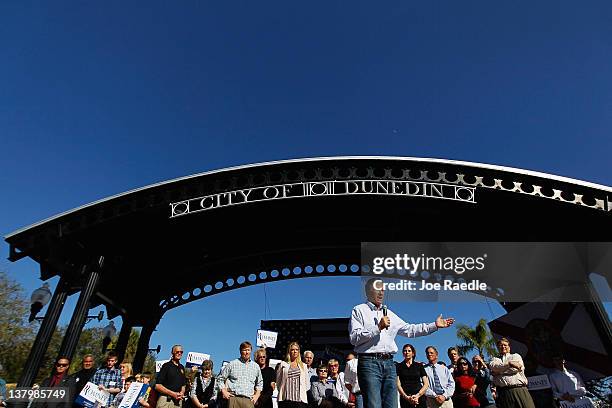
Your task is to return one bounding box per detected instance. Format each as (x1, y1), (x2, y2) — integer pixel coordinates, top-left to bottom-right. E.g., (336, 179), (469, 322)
(357, 356), (397, 408)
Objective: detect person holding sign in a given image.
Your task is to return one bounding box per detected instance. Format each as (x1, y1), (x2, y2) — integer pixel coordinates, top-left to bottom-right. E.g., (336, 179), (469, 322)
(113, 376), (150, 408)
(69, 355), (97, 402)
(92, 352), (123, 407)
(155, 345), (187, 408)
(349, 278), (455, 408)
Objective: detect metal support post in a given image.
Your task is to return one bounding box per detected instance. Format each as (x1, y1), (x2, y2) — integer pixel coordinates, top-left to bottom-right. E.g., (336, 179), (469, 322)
(57, 256), (104, 360)
(132, 319), (159, 373)
(17, 277), (69, 387)
(115, 319), (133, 363)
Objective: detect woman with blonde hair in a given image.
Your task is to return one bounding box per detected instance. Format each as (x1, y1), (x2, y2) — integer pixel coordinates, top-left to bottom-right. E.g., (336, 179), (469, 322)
(119, 361), (133, 383)
(276, 342), (310, 408)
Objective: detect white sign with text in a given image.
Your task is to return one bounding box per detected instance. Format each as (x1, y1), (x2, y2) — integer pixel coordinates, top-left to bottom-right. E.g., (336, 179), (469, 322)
(118, 382), (149, 408)
(527, 375), (551, 390)
(257, 329), (278, 348)
(76, 382), (110, 407)
(186, 352), (211, 368)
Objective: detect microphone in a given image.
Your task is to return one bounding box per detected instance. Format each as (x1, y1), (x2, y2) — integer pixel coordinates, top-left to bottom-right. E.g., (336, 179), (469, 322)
(382, 305), (388, 330)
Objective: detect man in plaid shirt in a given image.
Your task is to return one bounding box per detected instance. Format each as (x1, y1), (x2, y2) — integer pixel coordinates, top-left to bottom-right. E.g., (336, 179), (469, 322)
(92, 351), (123, 407)
(217, 341), (263, 408)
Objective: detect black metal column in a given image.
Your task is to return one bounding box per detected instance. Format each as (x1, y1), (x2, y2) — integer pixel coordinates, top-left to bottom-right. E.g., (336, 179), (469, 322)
(132, 318), (159, 373)
(115, 319), (133, 363)
(17, 278), (69, 387)
(57, 256), (104, 360)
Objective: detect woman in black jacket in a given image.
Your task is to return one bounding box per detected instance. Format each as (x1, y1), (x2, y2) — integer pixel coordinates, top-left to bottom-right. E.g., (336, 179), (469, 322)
(190, 360), (217, 408)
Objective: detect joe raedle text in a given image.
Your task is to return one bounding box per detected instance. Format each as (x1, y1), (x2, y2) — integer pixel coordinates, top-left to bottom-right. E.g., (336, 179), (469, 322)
(373, 279), (488, 292)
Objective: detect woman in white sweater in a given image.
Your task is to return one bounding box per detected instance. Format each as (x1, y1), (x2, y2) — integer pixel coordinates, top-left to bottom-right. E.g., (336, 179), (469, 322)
(276, 342), (310, 408)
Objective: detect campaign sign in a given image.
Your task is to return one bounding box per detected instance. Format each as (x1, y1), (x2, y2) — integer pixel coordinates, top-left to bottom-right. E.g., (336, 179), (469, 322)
(186, 352), (211, 368)
(527, 375), (551, 390)
(256, 329), (278, 348)
(560, 399), (595, 408)
(155, 359), (170, 373)
(75, 382), (110, 407)
(118, 382), (150, 408)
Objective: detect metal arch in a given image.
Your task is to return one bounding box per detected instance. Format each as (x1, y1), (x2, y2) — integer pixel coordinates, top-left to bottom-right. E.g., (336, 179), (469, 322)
(157, 261), (508, 313)
(158, 262), (363, 312)
(6, 156), (611, 239)
(168, 164), (609, 219)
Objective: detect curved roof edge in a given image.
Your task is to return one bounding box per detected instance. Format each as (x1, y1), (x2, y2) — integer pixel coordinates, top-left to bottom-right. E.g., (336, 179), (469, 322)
(6, 156), (612, 239)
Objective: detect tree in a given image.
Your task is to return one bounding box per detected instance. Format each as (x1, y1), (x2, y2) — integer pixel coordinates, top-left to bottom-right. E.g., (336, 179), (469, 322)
(0, 271), (36, 382)
(69, 327), (107, 372)
(455, 318), (497, 359)
(0, 271), (156, 382)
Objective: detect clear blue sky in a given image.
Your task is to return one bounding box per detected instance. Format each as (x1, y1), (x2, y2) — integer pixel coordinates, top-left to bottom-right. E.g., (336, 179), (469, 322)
(1, 1), (611, 367)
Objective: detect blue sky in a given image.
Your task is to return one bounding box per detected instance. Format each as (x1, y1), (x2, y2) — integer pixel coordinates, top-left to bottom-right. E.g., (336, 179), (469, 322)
(1, 1), (611, 367)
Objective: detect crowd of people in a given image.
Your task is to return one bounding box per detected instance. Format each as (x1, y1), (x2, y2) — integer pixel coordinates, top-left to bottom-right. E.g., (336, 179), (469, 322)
(1, 278), (594, 408)
(20, 336), (594, 408)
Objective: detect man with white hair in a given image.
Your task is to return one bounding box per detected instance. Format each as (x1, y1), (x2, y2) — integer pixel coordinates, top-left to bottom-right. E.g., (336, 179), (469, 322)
(155, 345), (187, 408)
(350, 278), (455, 408)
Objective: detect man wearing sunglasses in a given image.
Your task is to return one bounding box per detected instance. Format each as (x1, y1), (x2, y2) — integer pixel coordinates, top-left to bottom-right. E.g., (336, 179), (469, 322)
(92, 352), (123, 407)
(37, 357), (72, 408)
(42, 357), (71, 387)
(155, 345), (187, 408)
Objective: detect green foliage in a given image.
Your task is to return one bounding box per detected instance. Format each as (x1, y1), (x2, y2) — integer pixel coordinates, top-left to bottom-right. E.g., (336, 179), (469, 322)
(455, 318), (497, 359)
(108, 328), (157, 374)
(0, 271), (163, 384)
(0, 271), (36, 382)
(69, 327), (106, 372)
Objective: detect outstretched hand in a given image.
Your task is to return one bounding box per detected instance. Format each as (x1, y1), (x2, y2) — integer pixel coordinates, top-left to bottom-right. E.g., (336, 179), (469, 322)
(435, 314), (455, 328)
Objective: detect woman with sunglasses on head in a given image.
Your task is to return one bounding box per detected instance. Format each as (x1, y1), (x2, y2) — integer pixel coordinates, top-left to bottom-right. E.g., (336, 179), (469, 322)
(276, 342), (310, 408)
(396, 344), (428, 408)
(471, 356), (495, 408)
(452, 357), (480, 408)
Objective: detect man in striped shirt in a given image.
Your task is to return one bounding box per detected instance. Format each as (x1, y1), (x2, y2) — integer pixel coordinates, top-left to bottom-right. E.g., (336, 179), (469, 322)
(217, 341), (263, 408)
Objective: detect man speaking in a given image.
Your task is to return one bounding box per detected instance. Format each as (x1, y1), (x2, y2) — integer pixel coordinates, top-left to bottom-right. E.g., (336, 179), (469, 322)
(349, 278), (455, 408)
